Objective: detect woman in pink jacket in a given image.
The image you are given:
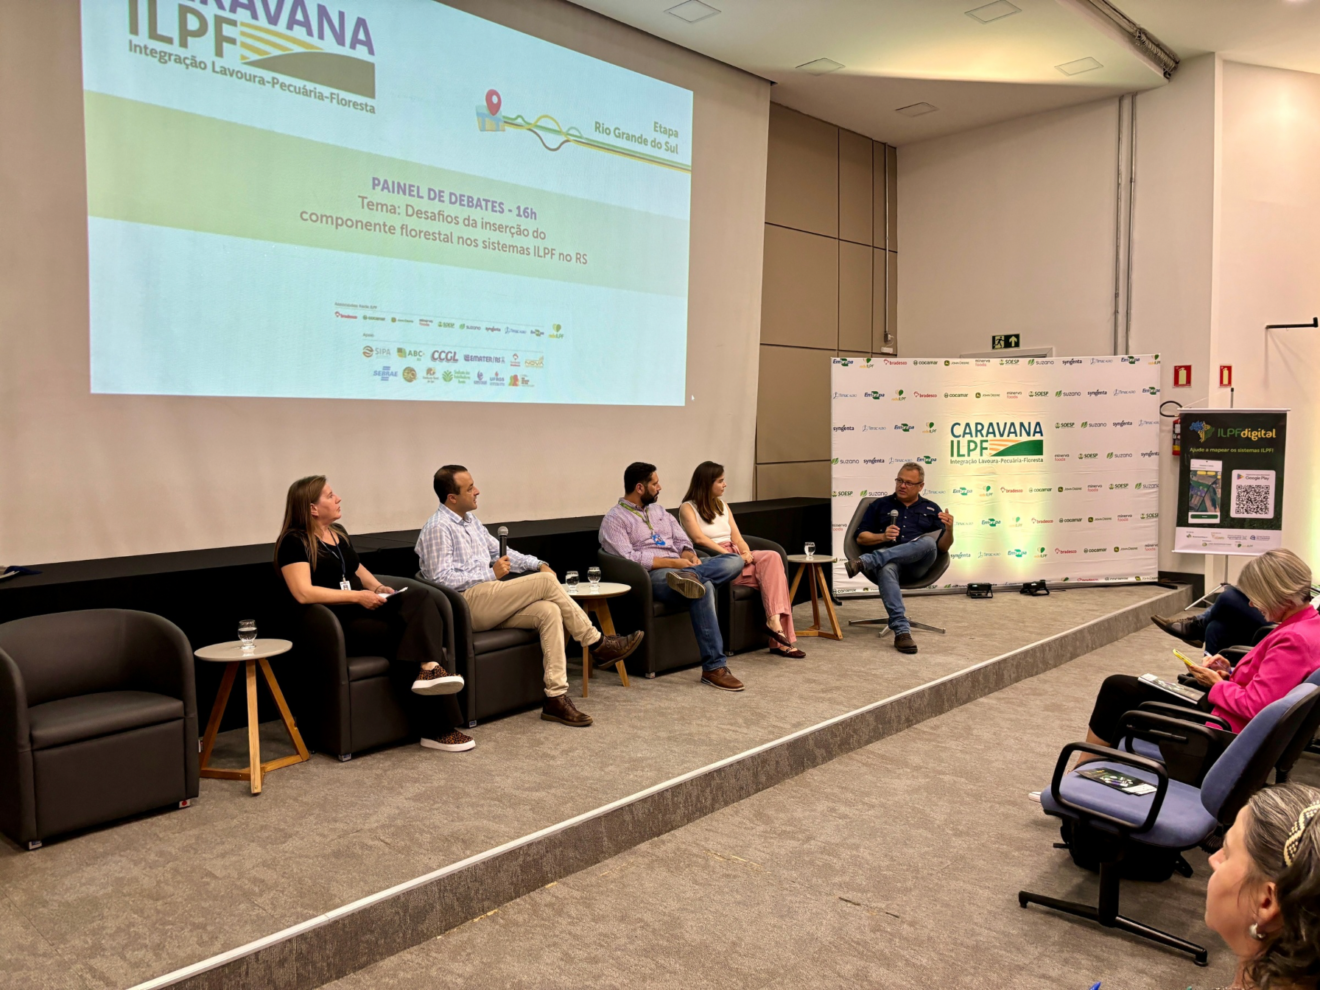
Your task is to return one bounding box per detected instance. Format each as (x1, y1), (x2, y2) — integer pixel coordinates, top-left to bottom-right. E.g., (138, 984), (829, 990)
(1083, 549), (1319, 746)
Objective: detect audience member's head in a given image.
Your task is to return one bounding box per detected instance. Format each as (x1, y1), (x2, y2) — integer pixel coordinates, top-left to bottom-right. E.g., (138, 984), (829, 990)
(623, 462), (659, 504)
(1238, 550), (1313, 623)
(434, 464), (478, 515)
(682, 461), (726, 523)
(1207, 782), (1320, 989)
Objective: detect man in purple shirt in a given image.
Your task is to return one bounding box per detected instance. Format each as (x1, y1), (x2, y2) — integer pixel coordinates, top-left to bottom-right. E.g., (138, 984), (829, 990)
(599, 462), (747, 691)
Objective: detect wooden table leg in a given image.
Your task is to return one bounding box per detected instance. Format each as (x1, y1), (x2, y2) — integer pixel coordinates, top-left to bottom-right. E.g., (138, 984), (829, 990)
(199, 662), (238, 773)
(595, 601), (630, 687)
(581, 637), (590, 698)
(788, 563), (805, 601)
(259, 658), (311, 763)
(245, 659), (262, 795)
(815, 564), (843, 640)
(808, 564), (822, 630)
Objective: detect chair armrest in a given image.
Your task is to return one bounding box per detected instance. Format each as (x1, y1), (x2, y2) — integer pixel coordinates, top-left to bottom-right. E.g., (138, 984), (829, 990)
(1049, 742), (1170, 834)
(744, 535), (788, 575)
(1137, 701), (1232, 732)
(413, 574), (475, 725)
(1221, 645), (1252, 665)
(1119, 710), (1224, 751)
(0, 648), (35, 843)
(378, 575), (458, 676)
(596, 551), (651, 636)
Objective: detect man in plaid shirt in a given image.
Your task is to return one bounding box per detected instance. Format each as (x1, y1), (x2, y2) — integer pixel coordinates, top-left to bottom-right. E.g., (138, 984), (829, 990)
(417, 465), (642, 727)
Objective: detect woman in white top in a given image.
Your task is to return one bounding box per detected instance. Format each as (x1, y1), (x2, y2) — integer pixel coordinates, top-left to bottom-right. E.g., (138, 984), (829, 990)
(679, 461), (803, 657)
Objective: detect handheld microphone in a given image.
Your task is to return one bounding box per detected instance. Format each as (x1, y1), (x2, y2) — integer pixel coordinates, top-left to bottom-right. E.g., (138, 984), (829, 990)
(889, 509), (899, 527)
(497, 525), (508, 558)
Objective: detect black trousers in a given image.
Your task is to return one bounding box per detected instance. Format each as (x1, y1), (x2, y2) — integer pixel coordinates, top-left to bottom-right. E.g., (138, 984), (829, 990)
(1087, 673), (1211, 742)
(331, 590), (461, 738)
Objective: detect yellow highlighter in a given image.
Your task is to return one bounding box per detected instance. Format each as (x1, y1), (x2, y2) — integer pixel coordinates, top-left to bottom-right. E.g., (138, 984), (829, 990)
(1173, 649), (1198, 669)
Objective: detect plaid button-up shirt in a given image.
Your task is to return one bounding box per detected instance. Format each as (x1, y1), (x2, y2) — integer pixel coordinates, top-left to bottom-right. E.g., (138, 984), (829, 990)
(416, 504), (540, 591)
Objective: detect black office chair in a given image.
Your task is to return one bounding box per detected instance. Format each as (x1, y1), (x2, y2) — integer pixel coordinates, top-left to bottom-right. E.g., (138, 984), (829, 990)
(840, 496), (950, 636)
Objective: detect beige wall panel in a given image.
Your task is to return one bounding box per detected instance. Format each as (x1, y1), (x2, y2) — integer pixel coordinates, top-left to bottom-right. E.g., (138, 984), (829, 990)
(838, 241), (872, 353)
(838, 130), (872, 245)
(871, 248), (888, 353)
(765, 103), (838, 237)
(872, 141), (887, 248)
(760, 225), (839, 350)
(756, 460), (831, 500)
(887, 250), (898, 352)
(886, 145), (898, 250)
(756, 344), (832, 463)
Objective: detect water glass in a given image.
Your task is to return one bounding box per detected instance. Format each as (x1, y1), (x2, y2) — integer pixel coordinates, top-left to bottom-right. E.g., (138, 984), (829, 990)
(238, 619), (257, 652)
(565, 570), (579, 592)
(587, 566), (601, 591)
(804, 542), (816, 559)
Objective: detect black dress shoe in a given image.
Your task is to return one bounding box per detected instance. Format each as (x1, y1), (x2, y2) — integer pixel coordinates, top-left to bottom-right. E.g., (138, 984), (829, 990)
(1151, 614), (1205, 648)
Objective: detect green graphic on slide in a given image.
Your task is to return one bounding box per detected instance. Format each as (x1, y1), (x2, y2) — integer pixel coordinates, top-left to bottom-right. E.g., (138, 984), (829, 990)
(83, 93), (686, 298)
(237, 22), (375, 98)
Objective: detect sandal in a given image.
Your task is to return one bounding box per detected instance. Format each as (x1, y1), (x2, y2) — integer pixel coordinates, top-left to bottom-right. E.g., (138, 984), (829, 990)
(770, 646), (806, 659)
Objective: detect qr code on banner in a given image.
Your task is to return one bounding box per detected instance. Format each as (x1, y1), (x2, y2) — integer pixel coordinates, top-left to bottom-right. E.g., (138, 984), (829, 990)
(1231, 469), (1276, 519)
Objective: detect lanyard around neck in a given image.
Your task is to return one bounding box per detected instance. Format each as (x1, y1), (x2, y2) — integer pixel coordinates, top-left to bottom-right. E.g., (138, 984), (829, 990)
(618, 499), (654, 532)
(320, 534), (347, 581)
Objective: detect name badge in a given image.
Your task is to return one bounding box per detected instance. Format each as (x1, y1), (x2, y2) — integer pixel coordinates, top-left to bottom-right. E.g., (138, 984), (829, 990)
(651, 534), (667, 547)
(339, 579), (352, 591)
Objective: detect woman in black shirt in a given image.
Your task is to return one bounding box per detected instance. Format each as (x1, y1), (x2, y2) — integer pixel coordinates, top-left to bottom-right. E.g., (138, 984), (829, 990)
(276, 475), (473, 753)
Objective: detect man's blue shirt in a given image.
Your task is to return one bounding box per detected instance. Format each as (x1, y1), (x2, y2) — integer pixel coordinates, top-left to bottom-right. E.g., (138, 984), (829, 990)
(859, 493), (944, 545)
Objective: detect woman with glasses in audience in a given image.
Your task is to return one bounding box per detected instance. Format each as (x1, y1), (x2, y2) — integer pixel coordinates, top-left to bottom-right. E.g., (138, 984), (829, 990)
(275, 475), (475, 753)
(1074, 549), (1320, 762)
(679, 461), (804, 658)
(1205, 781), (1320, 989)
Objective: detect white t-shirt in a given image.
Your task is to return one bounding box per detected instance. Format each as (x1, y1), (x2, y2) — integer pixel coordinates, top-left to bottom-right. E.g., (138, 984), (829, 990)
(684, 500), (732, 543)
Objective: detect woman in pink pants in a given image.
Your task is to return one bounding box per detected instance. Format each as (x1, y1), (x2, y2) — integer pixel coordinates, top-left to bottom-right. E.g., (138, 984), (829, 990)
(679, 461), (805, 658)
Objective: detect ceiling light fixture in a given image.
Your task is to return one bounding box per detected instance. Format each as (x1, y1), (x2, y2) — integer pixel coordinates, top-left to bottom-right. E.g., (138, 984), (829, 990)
(665, 0), (720, 23)
(1056, 56), (1104, 75)
(796, 58), (845, 75)
(1053, 0), (1178, 79)
(895, 102), (939, 117)
(966, 1), (1022, 23)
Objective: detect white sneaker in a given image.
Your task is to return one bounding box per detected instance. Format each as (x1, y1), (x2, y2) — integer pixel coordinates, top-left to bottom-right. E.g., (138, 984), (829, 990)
(421, 730), (475, 752)
(1028, 790), (1042, 804)
(412, 665), (464, 695)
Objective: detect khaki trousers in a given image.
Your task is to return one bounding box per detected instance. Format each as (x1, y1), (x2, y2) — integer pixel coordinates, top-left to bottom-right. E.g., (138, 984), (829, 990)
(462, 571), (601, 697)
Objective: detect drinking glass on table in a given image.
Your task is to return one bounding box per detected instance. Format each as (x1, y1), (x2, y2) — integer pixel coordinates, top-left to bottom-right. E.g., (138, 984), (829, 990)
(804, 542), (816, 559)
(587, 566), (601, 591)
(238, 619), (257, 652)
(565, 571), (579, 593)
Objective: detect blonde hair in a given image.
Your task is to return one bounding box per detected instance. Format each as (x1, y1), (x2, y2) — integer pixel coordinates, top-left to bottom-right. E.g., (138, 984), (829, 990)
(1237, 549), (1313, 620)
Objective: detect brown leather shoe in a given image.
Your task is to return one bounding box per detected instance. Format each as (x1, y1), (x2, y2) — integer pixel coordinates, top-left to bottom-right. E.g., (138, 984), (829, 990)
(589, 630), (644, 669)
(541, 694), (593, 726)
(1151, 614), (1205, 649)
(701, 666), (744, 691)
(893, 632), (918, 654)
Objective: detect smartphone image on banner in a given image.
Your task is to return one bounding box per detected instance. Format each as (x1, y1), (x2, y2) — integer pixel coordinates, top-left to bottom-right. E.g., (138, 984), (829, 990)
(1189, 459), (1223, 524)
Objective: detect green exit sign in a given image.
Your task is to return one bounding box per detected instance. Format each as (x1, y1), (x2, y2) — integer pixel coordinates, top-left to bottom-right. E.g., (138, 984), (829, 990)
(992, 334), (1021, 350)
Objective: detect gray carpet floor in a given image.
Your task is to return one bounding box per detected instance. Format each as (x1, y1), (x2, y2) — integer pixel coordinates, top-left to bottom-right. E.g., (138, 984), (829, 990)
(0, 586), (1171, 990)
(323, 624), (1296, 990)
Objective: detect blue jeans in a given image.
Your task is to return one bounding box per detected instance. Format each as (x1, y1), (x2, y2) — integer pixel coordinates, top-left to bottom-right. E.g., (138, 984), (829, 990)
(1200, 584), (1268, 655)
(649, 554), (745, 670)
(858, 539), (939, 636)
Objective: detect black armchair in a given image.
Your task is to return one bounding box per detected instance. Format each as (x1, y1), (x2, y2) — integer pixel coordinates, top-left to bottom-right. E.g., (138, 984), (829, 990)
(0, 609), (198, 849)
(596, 551), (702, 677)
(414, 573), (546, 726)
(718, 536), (790, 655)
(841, 496), (950, 635)
(287, 575), (458, 760)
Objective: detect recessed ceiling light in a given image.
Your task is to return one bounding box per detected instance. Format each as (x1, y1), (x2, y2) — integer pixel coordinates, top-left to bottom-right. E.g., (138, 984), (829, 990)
(966, 1), (1021, 23)
(665, 0), (720, 23)
(1056, 56), (1104, 75)
(895, 102), (939, 117)
(796, 58), (845, 75)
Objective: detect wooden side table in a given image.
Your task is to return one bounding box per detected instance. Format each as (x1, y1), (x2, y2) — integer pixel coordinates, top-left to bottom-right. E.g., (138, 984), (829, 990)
(562, 581), (632, 697)
(786, 555), (843, 640)
(195, 639), (309, 795)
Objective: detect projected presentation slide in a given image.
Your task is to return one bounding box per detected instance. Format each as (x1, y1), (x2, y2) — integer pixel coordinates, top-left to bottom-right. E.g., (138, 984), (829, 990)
(80, 0), (693, 405)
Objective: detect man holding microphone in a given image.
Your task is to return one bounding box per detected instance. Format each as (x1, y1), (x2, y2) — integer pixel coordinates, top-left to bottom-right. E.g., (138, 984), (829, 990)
(417, 465), (642, 727)
(844, 462), (954, 654)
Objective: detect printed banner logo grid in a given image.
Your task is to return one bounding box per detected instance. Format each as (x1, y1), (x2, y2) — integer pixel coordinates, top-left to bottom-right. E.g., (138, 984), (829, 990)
(831, 355), (1162, 592)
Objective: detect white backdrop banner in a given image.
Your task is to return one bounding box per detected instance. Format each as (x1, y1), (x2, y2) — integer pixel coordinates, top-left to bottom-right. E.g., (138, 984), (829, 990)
(830, 355), (1162, 593)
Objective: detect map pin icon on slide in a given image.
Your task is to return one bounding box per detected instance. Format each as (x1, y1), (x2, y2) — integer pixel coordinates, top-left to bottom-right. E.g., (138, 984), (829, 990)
(485, 89), (501, 117)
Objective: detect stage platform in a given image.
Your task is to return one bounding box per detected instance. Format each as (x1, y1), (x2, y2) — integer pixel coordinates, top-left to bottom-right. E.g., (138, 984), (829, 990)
(0, 584), (1190, 990)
